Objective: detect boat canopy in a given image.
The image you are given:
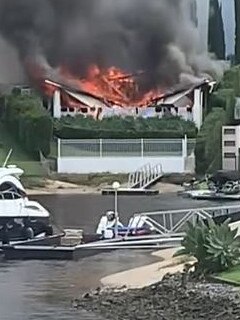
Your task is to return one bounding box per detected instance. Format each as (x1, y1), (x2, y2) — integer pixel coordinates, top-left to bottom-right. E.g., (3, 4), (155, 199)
(0, 166), (25, 193)
(0, 166), (24, 180)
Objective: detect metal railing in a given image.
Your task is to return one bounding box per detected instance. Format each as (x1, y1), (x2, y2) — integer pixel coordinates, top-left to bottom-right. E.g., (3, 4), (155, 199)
(128, 163), (163, 189)
(77, 205), (240, 250)
(58, 138), (196, 158)
(132, 205), (240, 236)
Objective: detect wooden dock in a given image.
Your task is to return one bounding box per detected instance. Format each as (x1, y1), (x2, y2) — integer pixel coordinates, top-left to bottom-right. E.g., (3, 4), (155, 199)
(101, 188), (159, 195)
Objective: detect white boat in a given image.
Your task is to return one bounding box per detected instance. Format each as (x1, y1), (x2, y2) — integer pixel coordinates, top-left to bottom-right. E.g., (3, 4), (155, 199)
(0, 165), (53, 243)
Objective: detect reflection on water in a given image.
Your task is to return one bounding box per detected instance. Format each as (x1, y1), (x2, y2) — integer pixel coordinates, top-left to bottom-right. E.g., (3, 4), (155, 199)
(0, 250), (156, 320)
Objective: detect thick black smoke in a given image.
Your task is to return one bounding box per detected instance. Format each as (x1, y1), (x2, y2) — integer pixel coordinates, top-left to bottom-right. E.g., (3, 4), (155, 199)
(0, 0), (224, 90)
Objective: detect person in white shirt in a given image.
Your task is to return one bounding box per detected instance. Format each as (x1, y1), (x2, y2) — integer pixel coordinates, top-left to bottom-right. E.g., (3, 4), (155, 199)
(96, 211), (123, 239)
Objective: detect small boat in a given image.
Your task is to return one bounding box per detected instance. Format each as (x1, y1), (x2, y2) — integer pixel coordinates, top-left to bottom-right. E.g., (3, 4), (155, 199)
(1, 213), (184, 260)
(0, 165), (56, 244)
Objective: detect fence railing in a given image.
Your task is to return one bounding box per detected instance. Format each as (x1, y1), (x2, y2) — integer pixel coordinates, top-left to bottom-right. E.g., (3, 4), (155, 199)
(58, 138), (196, 158)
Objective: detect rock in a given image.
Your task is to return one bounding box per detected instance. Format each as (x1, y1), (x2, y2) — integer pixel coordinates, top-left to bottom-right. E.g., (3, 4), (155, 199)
(100, 301), (112, 307)
(71, 299), (79, 309)
(82, 292), (92, 299)
(76, 274), (240, 320)
(93, 287), (101, 296)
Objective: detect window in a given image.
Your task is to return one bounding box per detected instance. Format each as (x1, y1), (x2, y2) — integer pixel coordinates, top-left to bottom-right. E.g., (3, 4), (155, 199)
(224, 152), (236, 159)
(13, 193), (21, 200)
(224, 141), (236, 147)
(224, 128), (236, 135)
(3, 193), (13, 200)
(80, 108), (88, 114)
(0, 182), (14, 192)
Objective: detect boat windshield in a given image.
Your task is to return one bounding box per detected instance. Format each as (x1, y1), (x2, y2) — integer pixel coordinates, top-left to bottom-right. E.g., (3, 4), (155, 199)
(0, 182), (26, 200)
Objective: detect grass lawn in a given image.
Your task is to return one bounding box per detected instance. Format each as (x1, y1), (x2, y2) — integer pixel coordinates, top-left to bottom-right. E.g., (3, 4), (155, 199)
(216, 265), (240, 286)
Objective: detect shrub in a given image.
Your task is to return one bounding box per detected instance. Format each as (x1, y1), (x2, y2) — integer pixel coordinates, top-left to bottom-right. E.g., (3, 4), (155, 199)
(5, 94), (53, 157)
(195, 108), (226, 174)
(54, 115), (197, 139)
(219, 66), (240, 95)
(175, 218), (240, 275)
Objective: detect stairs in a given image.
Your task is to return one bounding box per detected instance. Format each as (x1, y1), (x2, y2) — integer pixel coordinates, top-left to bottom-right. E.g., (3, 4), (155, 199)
(128, 163), (163, 189)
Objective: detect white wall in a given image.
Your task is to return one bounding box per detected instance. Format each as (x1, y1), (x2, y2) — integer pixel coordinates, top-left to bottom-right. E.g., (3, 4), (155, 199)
(57, 157), (185, 174)
(192, 89), (203, 130)
(222, 126), (240, 170)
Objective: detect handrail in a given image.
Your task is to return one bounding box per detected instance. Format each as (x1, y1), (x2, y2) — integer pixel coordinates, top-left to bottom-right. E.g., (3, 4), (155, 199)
(128, 162), (163, 189)
(133, 204), (240, 217)
(3, 149), (13, 167)
(120, 204), (240, 237)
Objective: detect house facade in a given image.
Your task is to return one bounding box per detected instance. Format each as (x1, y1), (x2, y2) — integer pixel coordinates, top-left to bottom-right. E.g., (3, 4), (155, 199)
(48, 79), (214, 130)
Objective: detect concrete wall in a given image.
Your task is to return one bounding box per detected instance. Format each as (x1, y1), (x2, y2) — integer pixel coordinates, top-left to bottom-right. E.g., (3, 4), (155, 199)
(57, 156), (185, 174)
(222, 126), (240, 170)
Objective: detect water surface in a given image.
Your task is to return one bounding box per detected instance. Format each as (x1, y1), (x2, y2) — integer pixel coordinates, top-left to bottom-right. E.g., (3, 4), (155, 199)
(0, 193), (231, 319)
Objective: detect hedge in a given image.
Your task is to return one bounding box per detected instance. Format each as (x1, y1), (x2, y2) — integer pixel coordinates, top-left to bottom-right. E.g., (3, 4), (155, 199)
(54, 115), (197, 139)
(5, 94), (53, 157)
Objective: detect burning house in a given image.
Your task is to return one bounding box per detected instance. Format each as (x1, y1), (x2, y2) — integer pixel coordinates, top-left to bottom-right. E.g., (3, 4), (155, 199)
(0, 0), (223, 131)
(42, 69), (215, 130)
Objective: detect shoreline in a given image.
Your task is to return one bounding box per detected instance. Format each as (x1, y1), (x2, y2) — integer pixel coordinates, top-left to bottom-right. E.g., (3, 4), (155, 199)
(26, 181), (184, 196)
(101, 248), (195, 289)
(77, 271), (240, 320)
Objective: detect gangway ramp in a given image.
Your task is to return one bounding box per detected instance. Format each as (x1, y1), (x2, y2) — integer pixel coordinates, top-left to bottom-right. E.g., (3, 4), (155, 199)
(102, 163), (163, 195)
(128, 163), (163, 189)
(132, 204), (240, 239)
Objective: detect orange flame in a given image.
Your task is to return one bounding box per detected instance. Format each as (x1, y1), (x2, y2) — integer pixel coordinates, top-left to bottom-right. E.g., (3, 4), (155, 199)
(56, 64), (163, 108)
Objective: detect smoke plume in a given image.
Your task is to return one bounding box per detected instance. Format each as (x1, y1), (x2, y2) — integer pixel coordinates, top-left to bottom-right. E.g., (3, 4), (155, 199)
(0, 0), (225, 90)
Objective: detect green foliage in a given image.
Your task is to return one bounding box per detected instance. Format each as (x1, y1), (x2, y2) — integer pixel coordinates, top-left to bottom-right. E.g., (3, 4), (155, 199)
(209, 91), (226, 110)
(5, 94), (53, 157)
(197, 66), (240, 174)
(195, 108), (226, 174)
(208, 0), (225, 60)
(54, 115), (197, 139)
(175, 218), (240, 274)
(219, 67), (240, 95)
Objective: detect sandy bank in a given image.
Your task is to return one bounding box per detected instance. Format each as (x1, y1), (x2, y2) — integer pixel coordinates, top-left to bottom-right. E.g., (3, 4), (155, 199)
(101, 248), (195, 289)
(26, 180), (184, 195)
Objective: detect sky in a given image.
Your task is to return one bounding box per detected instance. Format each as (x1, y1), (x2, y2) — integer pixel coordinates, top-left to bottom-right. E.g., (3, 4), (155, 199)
(196, 0), (235, 56)
(221, 0), (235, 56)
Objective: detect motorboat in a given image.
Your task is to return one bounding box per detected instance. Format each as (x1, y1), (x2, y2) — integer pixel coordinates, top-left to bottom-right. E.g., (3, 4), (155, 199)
(0, 165), (54, 243)
(180, 170), (240, 200)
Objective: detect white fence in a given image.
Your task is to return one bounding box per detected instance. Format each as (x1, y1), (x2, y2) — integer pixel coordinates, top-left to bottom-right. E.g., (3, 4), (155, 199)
(57, 138), (196, 174)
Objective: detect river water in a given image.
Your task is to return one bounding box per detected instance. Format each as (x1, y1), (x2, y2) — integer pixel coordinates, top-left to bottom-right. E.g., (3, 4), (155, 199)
(0, 193), (224, 319)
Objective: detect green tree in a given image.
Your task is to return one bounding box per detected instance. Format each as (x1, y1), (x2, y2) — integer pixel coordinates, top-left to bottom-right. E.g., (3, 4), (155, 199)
(195, 108), (226, 174)
(208, 0), (226, 60)
(5, 94), (53, 157)
(235, 0), (240, 64)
